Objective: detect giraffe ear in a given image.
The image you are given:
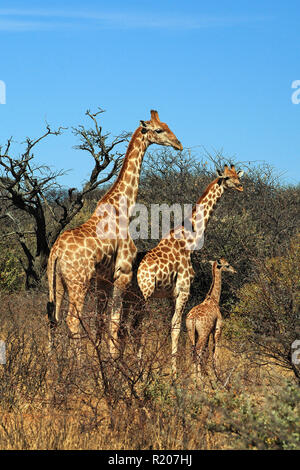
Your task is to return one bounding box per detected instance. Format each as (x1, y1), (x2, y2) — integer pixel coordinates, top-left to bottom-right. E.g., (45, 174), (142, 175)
(216, 259), (223, 268)
(140, 120), (150, 134)
(216, 169), (223, 177)
(209, 260), (215, 266)
(237, 170), (244, 177)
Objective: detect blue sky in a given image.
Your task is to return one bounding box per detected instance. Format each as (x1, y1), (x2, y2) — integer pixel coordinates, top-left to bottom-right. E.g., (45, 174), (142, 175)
(0, 0), (299, 188)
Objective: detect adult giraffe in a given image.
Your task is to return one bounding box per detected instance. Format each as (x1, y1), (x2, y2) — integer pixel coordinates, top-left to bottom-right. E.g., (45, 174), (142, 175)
(137, 164), (244, 378)
(47, 110), (182, 357)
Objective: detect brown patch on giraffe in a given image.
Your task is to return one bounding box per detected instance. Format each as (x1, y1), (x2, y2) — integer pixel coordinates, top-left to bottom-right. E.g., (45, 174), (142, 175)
(126, 186), (133, 199)
(127, 159), (138, 174)
(59, 241), (66, 250)
(85, 238), (95, 249)
(196, 179), (219, 206)
(147, 258), (156, 267)
(124, 172), (132, 184)
(129, 245), (136, 256)
(118, 182), (126, 192)
(68, 244), (78, 251)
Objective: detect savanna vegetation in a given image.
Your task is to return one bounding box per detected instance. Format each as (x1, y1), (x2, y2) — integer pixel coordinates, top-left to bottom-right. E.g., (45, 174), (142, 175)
(0, 109), (299, 450)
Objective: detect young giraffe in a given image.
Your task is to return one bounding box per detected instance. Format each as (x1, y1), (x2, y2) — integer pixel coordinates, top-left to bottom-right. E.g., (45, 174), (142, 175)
(137, 164), (243, 378)
(186, 258), (236, 377)
(47, 110), (182, 357)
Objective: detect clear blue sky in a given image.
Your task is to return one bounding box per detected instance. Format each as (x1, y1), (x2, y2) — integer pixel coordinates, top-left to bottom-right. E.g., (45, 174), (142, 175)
(0, 0), (299, 188)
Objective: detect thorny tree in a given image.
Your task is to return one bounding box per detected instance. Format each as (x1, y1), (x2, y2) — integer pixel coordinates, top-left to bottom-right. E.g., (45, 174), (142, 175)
(0, 108), (130, 289)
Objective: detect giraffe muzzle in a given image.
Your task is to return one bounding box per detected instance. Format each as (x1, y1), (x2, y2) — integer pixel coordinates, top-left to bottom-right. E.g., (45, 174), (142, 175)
(173, 140), (183, 151)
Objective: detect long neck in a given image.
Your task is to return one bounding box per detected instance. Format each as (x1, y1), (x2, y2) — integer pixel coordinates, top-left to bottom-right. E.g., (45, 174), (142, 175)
(169, 178), (225, 249)
(207, 264), (222, 303)
(97, 127), (148, 210)
(192, 178), (224, 229)
(179, 179), (224, 248)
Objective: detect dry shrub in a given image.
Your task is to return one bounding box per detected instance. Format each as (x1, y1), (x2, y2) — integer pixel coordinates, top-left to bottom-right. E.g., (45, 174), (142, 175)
(0, 286), (299, 450)
(227, 233), (300, 382)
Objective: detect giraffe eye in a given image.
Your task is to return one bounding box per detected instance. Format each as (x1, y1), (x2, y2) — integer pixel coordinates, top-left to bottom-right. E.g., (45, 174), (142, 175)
(155, 129), (164, 134)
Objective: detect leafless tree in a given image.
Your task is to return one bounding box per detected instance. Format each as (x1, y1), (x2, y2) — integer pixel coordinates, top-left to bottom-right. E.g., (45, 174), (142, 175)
(0, 108), (130, 289)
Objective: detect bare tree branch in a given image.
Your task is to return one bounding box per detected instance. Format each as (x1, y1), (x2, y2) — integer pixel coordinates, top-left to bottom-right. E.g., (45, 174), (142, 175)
(0, 108), (129, 288)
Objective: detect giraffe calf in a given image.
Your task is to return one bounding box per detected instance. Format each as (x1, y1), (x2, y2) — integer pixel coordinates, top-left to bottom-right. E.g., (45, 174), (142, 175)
(186, 258), (236, 377)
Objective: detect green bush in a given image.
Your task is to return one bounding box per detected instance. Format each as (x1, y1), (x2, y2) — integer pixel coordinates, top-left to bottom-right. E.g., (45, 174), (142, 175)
(0, 249), (23, 292)
(226, 234), (300, 380)
(208, 379), (300, 449)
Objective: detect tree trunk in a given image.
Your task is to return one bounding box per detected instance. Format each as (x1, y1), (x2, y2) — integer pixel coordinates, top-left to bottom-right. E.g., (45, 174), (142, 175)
(24, 250), (49, 290)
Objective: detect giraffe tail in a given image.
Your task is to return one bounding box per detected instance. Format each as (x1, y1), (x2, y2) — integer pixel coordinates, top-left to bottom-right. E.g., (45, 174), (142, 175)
(47, 250), (58, 328)
(186, 318), (197, 360)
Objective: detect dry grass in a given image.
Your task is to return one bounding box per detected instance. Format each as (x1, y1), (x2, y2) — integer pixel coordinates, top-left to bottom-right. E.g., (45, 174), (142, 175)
(0, 290), (298, 450)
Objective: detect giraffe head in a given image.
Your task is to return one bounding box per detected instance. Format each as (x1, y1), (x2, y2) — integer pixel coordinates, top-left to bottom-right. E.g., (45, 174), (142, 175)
(140, 110), (183, 151)
(217, 164), (244, 192)
(209, 258), (237, 273)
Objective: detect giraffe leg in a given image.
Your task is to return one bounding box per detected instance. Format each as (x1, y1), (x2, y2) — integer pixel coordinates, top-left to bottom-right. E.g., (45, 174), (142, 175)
(134, 269), (156, 363)
(95, 276), (111, 347)
(66, 284), (89, 361)
(195, 334), (210, 377)
(136, 298), (150, 366)
(212, 317), (223, 376)
(120, 291), (144, 360)
(186, 318), (199, 379)
(200, 337), (210, 375)
(186, 318), (195, 351)
(109, 272), (133, 359)
(171, 290), (189, 380)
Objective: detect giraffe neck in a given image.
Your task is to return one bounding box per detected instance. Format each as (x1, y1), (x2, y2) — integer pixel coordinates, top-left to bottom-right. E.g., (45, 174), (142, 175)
(192, 178), (224, 229)
(94, 127), (148, 213)
(181, 179), (224, 247)
(170, 178), (225, 249)
(207, 264), (222, 304)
